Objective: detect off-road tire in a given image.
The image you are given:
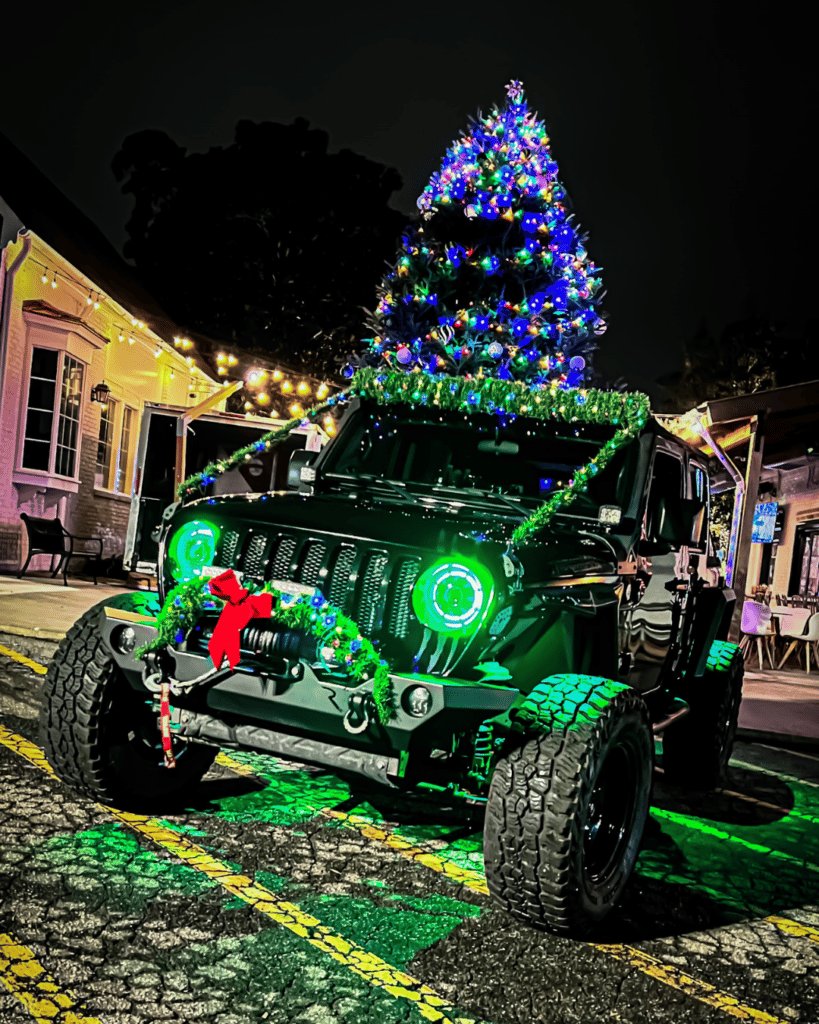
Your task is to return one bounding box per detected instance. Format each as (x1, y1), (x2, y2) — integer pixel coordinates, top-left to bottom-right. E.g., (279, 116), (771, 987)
(39, 603), (216, 806)
(483, 675), (653, 936)
(662, 640), (743, 788)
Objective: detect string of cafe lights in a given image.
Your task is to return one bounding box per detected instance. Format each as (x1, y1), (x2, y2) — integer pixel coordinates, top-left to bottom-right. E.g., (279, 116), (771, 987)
(27, 256), (202, 371)
(172, 335), (338, 434)
(29, 254), (338, 432)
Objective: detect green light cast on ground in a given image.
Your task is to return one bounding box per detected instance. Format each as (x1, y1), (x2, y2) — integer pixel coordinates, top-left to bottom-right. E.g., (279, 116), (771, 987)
(202, 746), (819, 922)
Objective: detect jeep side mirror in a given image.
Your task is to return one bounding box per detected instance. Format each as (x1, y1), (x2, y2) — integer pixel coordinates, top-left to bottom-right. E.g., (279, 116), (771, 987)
(656, 496), (705, 548)
(287, 449), (318, 491)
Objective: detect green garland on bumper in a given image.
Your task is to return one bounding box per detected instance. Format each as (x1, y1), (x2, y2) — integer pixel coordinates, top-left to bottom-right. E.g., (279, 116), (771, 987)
(134, 577), (395, 724)
(162, 369), (650, 720)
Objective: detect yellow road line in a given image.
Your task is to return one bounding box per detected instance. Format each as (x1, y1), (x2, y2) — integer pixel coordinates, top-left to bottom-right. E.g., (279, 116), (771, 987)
(730, 757), (819, 790)
(0, 730), (483, 1024)
(715, 787), (819, 824)
(214, 751), (259, 778)
(595, 943), (786, 1023)
(214, 752), (803, 1024)
(0, 668), (808, 1024)
(318, 808), (490, 895)
(650, 807), (819, 875)
(0, 644), (48, 676)
(764, 915), (819, 946)
(0, 932), (103, 1024)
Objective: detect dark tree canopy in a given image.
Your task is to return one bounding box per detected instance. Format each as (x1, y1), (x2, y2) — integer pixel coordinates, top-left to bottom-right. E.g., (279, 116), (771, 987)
(657, 311), (813, 413)
(112, 119), (407, 379)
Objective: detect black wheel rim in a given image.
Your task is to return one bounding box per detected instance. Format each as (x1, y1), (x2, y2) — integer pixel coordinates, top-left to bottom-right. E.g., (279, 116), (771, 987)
(583, 743), (639, 882)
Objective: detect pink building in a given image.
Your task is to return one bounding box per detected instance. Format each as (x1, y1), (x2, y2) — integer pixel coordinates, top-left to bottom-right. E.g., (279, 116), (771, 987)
(0, 131), (224, 575)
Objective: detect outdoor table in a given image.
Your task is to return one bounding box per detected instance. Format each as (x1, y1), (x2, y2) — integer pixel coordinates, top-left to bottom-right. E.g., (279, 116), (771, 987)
(769, 605), (812, 668)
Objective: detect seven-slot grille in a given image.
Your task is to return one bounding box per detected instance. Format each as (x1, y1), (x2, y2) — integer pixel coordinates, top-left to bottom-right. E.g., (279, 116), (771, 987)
(214, 528), (419, 642)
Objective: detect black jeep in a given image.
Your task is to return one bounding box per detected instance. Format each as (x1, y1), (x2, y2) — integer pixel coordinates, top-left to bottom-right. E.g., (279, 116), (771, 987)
(40, 391), (742, 936)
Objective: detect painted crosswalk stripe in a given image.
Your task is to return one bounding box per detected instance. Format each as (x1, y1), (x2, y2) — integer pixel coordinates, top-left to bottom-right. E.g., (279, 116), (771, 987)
(0, 932), (103, 1024)
(0, 728), (484, 1024)
(211, 753), (795, 1024)
(0, 644), (48, 675)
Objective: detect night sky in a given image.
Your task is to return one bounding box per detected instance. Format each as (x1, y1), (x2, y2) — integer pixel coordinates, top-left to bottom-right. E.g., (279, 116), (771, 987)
(3, 1), (811, 400)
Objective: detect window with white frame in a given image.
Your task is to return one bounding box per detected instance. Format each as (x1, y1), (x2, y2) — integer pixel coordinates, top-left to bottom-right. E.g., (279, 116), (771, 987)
(115, 406), (136, 494)
(95, 398), (119, 490)
(22, 348), (84, 477)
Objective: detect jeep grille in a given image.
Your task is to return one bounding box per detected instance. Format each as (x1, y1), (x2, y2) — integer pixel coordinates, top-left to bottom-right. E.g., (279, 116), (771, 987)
(214, 528), (421, 646)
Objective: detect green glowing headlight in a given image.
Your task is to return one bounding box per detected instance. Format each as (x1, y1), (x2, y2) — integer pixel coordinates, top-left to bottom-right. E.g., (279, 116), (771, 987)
(167, 520), (218, 581)
(411, 560), (494, 637)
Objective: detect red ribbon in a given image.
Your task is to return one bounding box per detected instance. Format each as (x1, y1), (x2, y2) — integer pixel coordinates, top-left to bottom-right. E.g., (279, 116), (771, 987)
(160, 680), (176, 769)
(207, 569), (273, 670)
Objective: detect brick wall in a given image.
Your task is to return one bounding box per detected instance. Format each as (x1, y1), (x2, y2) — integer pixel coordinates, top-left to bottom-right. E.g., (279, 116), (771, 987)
(67, 433), (130, 561)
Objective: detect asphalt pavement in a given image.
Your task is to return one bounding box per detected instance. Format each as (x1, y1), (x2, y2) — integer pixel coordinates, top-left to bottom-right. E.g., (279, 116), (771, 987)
(1, 571), (819, 1023)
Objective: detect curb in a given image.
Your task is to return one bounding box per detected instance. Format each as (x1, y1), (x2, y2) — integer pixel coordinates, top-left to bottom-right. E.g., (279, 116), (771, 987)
(0, 625), (65, 642)
(735, 726), (819, 753)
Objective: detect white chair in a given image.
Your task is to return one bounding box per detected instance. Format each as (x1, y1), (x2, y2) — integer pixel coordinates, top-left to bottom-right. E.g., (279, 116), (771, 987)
(777, 611), (819, 673)
(739, 600), (775, 670)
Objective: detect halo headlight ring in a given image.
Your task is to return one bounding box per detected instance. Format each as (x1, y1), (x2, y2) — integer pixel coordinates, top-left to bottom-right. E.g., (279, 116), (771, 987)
(168, 520), (218, 582)
(411, 559), (494, 637)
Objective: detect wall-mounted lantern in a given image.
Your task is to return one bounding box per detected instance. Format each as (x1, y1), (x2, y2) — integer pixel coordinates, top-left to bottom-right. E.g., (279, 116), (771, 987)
(90, 380), (111, 404)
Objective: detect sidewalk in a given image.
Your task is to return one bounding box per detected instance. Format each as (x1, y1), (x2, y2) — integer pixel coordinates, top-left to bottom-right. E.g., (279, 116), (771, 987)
(0, 571), (148, 641)
(0, 571), (817, 747)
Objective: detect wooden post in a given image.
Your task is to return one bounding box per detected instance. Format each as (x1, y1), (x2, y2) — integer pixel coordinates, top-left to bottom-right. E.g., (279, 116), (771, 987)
(173, 380), (244, 492)
(728, 414), (766, 641)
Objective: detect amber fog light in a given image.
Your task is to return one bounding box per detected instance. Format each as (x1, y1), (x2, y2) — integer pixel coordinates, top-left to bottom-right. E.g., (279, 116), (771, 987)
(112, 625), (137, 654)
(404, 686), (432, 718)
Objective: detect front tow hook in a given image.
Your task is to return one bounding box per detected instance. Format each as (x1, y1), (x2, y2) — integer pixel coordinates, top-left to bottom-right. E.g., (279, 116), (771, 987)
(343, 692), (372, 734)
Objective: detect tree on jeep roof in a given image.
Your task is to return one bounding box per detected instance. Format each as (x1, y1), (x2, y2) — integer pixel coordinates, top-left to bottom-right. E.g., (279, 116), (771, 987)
(355, 81), (607, 387)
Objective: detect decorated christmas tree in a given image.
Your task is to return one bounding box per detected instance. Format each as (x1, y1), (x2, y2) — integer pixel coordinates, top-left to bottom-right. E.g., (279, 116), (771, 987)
(357, 81), (607, 387)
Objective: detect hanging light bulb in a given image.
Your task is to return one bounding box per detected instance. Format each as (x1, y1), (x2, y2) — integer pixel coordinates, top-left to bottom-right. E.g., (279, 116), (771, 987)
(93, 296), (101, 310)
(174, 337), (181, 347)
(244, 401), (253, 410)
(118, 330), (125, 342)
(217, 353), (226, 363)
(154, 345), (162, 359)
(41, 269), (49, 284)
(257, 392), (269, 404)
(185, 356), (194, 366)
(316, 383), (328, 400)
(281, 380), (293, 393)
(128, 335), (135, 345)
(290, 402), (303, 416)
(272, 370), (283, 381)
(227, 354), (238, 366)
(297, 381), (310, 395)
(86, 291), (93, 305)
(169, 369), (175, 380)
(51, 273), (58, 289)
(246, 369), (261, 385)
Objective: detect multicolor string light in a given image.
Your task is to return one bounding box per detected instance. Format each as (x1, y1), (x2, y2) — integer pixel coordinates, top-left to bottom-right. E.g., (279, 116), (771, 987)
(355, 81), (606, 388)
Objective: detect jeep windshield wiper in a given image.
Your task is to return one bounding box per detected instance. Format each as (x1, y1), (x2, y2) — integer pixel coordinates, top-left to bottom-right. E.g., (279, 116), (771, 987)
(346, 474), (423, 506)
(434, 485), (530, 519)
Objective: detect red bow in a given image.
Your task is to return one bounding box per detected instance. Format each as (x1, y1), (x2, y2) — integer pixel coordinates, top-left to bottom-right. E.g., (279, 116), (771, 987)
(207, 569), (273, 670)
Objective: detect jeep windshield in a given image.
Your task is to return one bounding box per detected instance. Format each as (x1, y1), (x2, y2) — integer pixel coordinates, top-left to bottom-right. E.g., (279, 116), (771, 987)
(321, 402), (634, 517)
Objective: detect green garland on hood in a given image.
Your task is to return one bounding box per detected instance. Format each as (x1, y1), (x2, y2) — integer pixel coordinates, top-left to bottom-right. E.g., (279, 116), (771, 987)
(178, 368), (649, 543)
(134, 576), (395, 725)
(348, 369), (650, 543)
